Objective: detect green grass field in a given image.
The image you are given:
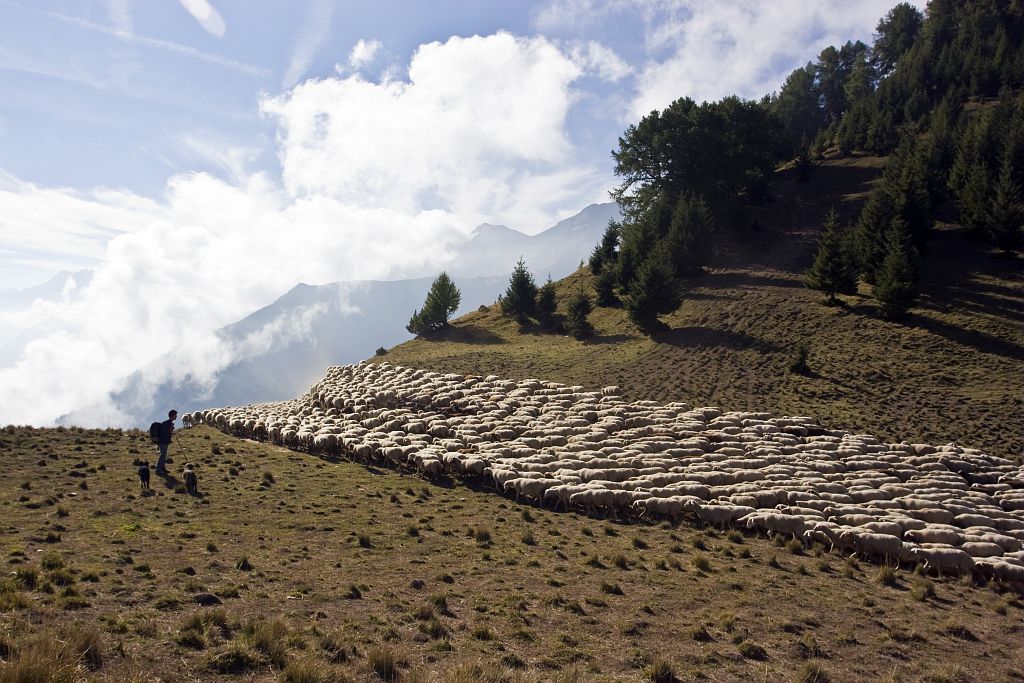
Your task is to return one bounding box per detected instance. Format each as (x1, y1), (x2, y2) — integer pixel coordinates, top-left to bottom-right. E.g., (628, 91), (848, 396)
(0, 424), (1021, 682)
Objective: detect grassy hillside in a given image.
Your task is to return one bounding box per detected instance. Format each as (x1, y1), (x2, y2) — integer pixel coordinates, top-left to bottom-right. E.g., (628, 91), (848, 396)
(375, 157), (1024, 461)
(0, 425), (1022, 682)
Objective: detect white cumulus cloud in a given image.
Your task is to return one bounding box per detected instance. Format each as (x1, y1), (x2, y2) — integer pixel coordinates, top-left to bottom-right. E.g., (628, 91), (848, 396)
(628, 0), (923, 117)
(533, 0), (926, 118)
(348, 38), (383, 69)
(264, 31), (602, 231)
(0, 30), (611, 427)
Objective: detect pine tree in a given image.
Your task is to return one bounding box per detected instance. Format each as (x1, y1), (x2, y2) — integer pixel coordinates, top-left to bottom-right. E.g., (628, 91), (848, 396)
(874, 218), (919, 320)
(958, 159), (991, 234)
(406, 309), (426, 336)
(804, 209), (858, 303)
(588, 220), (620, 275)
(893, 141), (934, 250)
(853, 189), (895, 284)
(987, 153), (1023, 251)
(565, 288), (595, 340)
(624, 252), (681, 332)
(500, 257), (538, 325)
(535, 277), (557, 329)
(665, 193), (714, 276)
(407, 272), (461, 335)
(594, 267), (618, 307)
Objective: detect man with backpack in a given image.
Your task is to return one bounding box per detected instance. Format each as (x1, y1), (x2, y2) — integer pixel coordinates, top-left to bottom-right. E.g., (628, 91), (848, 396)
(151, 409), (177, 476)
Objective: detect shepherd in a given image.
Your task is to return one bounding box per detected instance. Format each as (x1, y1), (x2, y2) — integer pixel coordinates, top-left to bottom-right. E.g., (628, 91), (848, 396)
(155, 409), (177, 476)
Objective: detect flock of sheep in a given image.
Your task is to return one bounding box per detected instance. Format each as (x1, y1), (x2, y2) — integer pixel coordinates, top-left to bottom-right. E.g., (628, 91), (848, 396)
(184, 362), (1024, 585)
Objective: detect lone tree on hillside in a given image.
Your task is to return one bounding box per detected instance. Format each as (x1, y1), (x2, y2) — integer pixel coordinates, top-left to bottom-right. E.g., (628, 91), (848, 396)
(873, 218), (919, 320)
(804, 208), (859, 303)
(565, 287), (595, 340)
(407, 272), (461, 336)
(500, 257), (538, 325)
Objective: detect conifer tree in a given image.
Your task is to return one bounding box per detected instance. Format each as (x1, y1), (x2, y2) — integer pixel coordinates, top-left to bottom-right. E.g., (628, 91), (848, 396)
(874, 218), (919, 320)
(853, 189), (895, 284)
(665, 193), (714, 276)
(958, 159), (992, 234)
(804, 209), (858, 303)
(987, 153), (1023, 251)
(594, 267), (618, 307)
(407, 272), (461, 336)
(500, 257), (538, 325)
(565, 288), (595, 340)
(624, 251), (681, 332)
(535, 277), (557, 329)
(588, 220), (620, 275)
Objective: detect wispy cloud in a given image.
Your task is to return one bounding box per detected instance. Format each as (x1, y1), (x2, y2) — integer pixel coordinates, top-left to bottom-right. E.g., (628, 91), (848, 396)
(570, 40), (632, 81)
(0, 44), (113, 91)
(179, 133), (261, 183)
(281, 0), (333, 89)
(176, 0), (226, 38)
(0, 0), (269, 77)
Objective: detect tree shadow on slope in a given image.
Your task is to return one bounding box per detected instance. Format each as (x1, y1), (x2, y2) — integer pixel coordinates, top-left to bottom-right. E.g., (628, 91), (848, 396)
(906, 313), (1024, 361)
(862, 229), (1024, 361)
(430, 324), (506, 345)
(690, 270), (804, 292)
(652, 325), (780, 352)
(586, 334), (637, 345)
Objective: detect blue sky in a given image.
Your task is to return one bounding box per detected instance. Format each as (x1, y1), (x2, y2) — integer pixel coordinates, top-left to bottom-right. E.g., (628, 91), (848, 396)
(0, 0), (920, 425)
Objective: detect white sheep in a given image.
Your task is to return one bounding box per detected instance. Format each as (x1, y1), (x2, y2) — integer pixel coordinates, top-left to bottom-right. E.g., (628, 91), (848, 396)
(839, 530), (903, 564)
(910, 547), (975, 577)
(743, 512), (805, 538)
(685, 502), (756, 528)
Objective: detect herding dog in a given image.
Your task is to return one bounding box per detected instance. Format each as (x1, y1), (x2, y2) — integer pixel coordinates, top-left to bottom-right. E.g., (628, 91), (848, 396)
(183, 464), (198, 495)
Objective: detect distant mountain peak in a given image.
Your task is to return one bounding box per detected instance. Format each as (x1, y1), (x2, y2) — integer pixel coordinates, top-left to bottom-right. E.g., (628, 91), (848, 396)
(469, 223), (521, 239)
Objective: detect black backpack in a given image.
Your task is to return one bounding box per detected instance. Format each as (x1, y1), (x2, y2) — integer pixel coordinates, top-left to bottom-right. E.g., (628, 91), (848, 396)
(149, 422), (161, 443)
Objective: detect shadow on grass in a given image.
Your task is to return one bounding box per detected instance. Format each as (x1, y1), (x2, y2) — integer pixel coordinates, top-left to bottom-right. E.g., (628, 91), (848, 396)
(587, 334), (636, 345)
(430, 325), (506, 345)
(653, 325), (780, 352)
(907, 313), (1024, 361)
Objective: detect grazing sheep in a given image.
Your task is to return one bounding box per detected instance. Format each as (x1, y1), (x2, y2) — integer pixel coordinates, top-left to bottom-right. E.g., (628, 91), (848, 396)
(743, 512), (805, 538)
(973, 559), (1024, 583)
(905, 527), (963, 546)
(685, 502), (756, 528)
(839, 530), (903, 564)
(191, 361), (1024, 578)
(910, 547), (975, 577)
(958, 541), (1005, 558)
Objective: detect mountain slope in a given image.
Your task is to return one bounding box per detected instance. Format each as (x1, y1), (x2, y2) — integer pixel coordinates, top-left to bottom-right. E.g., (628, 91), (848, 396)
(448, 202), (620, 279)
(373, 158), (1024, 460)
(96, 203), (621, 426)
(106, 275), (506, 425)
